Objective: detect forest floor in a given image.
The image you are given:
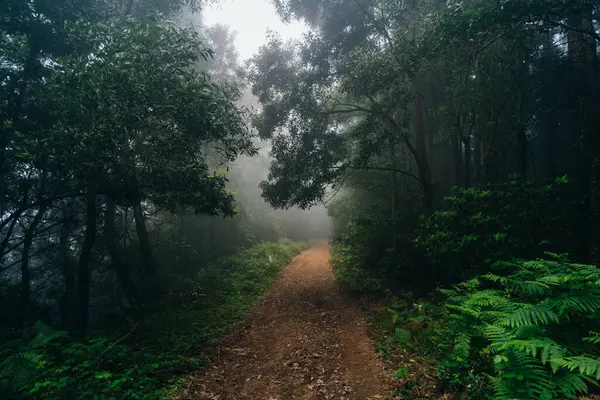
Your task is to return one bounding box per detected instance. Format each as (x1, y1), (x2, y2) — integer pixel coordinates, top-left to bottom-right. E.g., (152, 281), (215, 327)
(177, 242), (396, 400)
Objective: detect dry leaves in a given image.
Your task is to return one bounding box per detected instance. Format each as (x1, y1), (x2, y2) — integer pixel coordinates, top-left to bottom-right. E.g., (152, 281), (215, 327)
(177, 244), (396, 400)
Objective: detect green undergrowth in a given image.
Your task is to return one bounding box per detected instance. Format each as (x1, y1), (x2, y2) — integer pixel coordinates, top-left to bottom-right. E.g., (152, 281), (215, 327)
(333, 248), (600, 399)
(332, 179), (600, 399)
(366, 291), (446, 399)
(0, 239), (308, 400)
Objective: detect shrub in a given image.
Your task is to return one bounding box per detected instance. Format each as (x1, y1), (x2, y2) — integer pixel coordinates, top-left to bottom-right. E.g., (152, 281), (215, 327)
(414, 177), (579, 287)
(438, 256), (600, 399)
(0, 240), (307, 399)
(0, 321), (199, 399)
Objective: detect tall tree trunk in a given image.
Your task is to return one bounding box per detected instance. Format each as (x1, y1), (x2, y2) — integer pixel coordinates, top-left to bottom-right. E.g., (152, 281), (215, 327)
(515, 51), (528, 179)
(408, 0), (433, 214)
(541, 31), (558, 178)
(413, 74), (434, 214)
(17, 205), (46, 327)
(133, 202), (154, 273)
(179, 206), (185, 270)
(105, 198), (137, 300)
(133, 199), (159, 291)
(390, 139), (398, 251)
(451, 113), (463, 187)
(124, 0), (135, 16)
(472, 62), (485, 186)
(462, 109), (476, 188)
(473, 111), (485, 186)
(463, 133), (471, 189)
(516, 100), (527, 178)
(59, 215), (75, 329)
(75, 183), (97, 333)
(567, 1), (598, 262)
(485, 101), (502, 185)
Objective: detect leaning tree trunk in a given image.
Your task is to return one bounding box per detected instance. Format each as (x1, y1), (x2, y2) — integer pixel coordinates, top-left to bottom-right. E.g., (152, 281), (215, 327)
(126, 170), (158, 283)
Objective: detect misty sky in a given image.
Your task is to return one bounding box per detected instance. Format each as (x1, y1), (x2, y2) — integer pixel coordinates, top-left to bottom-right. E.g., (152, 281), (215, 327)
(203, 0), (307, 61)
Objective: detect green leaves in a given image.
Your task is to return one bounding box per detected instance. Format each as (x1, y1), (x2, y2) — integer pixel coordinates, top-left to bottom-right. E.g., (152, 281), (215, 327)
(440, 257), (600, 399)
(247, 0), (423, 210)
(414, 179), (578, 287)
(37, 18), (257, 216)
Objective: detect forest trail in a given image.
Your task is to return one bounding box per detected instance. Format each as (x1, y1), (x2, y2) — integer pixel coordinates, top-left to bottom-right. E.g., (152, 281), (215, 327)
(180, 243), (395, 400)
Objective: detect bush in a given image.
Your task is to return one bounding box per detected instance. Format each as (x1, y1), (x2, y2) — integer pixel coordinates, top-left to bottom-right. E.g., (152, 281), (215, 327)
(414, 177), (579, 287)
(437, 256), (600, 399)
(0, 240), (307, 399)
(330, 239), (387, 294)
(0, 321), (198, 399)
(330, 210), (421, 294)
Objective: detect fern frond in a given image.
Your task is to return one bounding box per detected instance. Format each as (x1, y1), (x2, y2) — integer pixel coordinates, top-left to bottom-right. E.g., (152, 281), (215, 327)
(481, 273), (508, 284)
(505, 305), (559, 328)
(554, 295), (600, 315)
(501, 338), (566, 367)
(509, 279), (551, 296)
(583, 332), (600, 345)
(484, 324), (513, 351)
(556, 356), (600, 380)
(553, 372), (590, 398)
(453, 332), (472, 361)
(446, 303), (482, 319)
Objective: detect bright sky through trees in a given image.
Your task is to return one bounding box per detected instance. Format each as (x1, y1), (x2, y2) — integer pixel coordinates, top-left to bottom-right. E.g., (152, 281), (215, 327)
(203, 0), (308, 60)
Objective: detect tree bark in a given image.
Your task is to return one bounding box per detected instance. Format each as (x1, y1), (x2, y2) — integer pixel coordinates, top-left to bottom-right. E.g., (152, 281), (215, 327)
(413, 74), (434, 214)
(463, 132), (471, 189)
(133, 202), (155, 272)
(451, 113), (463, 187)
(105, 198), (137, 300)
(132, 198), (159, 292)
(516, 95), (527, 179)
(390, 138), (398, 251)
(124, 0), (135, 16)
(567, 1), (598, 263)
(514, 50), (528, 179)
(473, 112), (484, 187)
(17, 205), (46, 327)
(58, 216), (75, 329)
(75, 183), (97, 333)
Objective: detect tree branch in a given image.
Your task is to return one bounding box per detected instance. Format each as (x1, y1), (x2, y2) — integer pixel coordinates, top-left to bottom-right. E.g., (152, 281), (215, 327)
(332, 165), (422, 183)
(551, 21), (600, 42)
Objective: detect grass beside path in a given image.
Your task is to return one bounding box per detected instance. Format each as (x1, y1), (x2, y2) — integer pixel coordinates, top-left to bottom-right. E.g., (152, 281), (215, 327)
(0, 239), (308, 400)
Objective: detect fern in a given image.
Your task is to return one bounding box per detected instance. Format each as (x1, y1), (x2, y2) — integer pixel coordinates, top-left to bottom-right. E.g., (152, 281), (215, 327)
(553, 373), (590, 398)
(555, 295), (600, 315)
(439, 257), (600, 399)
(453, 332), (472, 361)
(583, 332), (600, 344)
(557, 356), (600, 380)
(505, 304), (560, 327)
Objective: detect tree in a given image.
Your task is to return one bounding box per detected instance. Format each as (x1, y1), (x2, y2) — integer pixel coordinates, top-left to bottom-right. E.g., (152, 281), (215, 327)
(248, 0), (435, 214)
(1, 1), (257, 331)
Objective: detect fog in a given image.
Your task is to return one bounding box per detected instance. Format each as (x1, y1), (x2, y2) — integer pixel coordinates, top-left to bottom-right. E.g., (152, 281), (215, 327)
(174, 3), (331, 244)
(203, 0), (308, 61)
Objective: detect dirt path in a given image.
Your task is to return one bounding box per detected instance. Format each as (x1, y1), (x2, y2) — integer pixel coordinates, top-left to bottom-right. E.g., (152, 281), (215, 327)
(180, 243), (395, 400)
